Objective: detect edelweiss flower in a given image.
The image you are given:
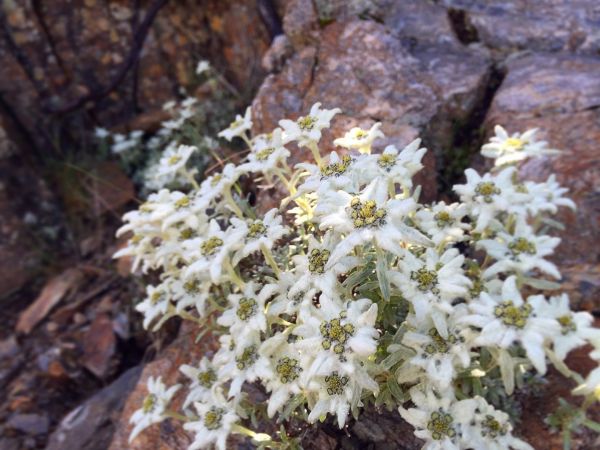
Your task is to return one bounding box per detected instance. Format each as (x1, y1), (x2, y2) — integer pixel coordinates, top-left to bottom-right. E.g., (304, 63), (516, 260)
(290, 232), (359, 298)
(196, 60), (211, 75)
(196, 163), (241, 211)
(415, 202), (470, 246)
(279, 102), (341, 147)
(229, 208), (288, 264)
(316, 179), (431, 266)
(180, 357), (218, 408)
(524, 174), (576, 215)
(298, 297), (380, 428)
(477, 219), (561, 279)
(400, 306), (472, 389)
(166, 274), (212, 316)
(214, 332), (269, 397)
(242, 128), (290, 174)
(183, 220), (245, 284)
(218, 106), (252, 142)
(296, 151), (361, 195)
(266, 270), (319, 318)
(482, 125), (559, 166)
(129, 376), (180, 443)
(529, 294), (600, 360)
(399, 388), (467, 450)
(460, 276), (560, 373)
(333, 122), (384, 154)
(184, 390), (239, 450)
(156, 144), (196, 177)
(217, 281), (276, 340)
(371, 139), (427, 190)
(389, 247), (471, 338)
(294, 297), (379, 426)
(459, 396), (533, 450)
(453, 167), (528, 232)
(257, 333), (309, 417)
(136, 283), (173, 330)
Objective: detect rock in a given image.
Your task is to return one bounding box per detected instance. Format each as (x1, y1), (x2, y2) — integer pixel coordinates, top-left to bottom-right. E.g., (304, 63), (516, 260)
(0, 0), (273, 154)
(16, 268), (84, 335)
(45, 366), (142, 450)
(252, 15), (491, 202)
(484, 54), (600, 282)
(439, 0), (600, 55)
(6, 413), (50, 435)
(82, 313), (117, 379)
(109, 323), (219, 450)
(0, 336), (19, 360)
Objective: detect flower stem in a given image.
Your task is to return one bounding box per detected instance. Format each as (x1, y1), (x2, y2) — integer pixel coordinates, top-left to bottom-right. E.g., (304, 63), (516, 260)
(261, 243), (281, 276)
(163, 411), (190, 422)
(224, 186), (244, 218)
(308, 141), (322, 166)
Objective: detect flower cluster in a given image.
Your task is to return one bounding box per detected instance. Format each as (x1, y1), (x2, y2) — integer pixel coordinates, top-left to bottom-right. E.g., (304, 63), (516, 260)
(116, 103), (600, 449)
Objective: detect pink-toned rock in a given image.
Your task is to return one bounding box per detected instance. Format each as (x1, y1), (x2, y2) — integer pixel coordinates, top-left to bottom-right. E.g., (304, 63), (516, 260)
(252, 18), (491, 202)
(440, 0), (600, 55)
(109, 323), (219, 450)
(485, 53), (600, 309)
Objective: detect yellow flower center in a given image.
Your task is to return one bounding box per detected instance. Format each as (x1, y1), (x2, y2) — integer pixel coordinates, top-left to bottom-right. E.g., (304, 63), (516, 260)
(325, 372), (349, 396)
(175, 196), (190, 209)
(248, 221), (266, 238)
(297, 115), (316, 130)
(150, 291), (164, 304)
(204, 407), (224, 430)
(424, 328), (459, 354)
(354, 129), (368, 139)
(236, 297), (258, 321)
(475, 182), (501, 202)
(168, 155), (181, 166)
(320, 155), (353, 177)
(494, 300), (532, 329)
(256, 147), (275, 161)
(350, 198), (387, 228)
(142, 394), (157, 413)
(179, 227), (195, 240)
(504, 137), (525, 150)
(378, 153), (396, 169)
(427, 410), (456, 440)
(236, 345), (257, 370)
(411, 267), (439, 293)
(557, 315), (576, 335)
(276, 357), (302, 383)
(433, 211), (452, 227)
(508, 238), (536, 256)
(320, 317), (355, 356)
(201, 237), (224, 256)
(481, 415), (508, 438)
(308, 248), (330, 274)
(197, 369), (216, 388)
(183, 278), (201, 295)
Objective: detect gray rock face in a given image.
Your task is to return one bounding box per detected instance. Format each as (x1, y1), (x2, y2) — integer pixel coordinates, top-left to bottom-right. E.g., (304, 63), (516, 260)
(440, 0), (600, 54)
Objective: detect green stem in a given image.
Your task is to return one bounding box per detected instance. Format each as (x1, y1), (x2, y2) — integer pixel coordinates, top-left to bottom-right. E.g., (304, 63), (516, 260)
(261, 243), (281, 276)
(225, 259), (245, 289)
(182, 169), (199, 190)
(163, 411), (190, 422)
(307, 141), (322, 166)
(224, 186), (244, 218)
(240, 133), (254, 152)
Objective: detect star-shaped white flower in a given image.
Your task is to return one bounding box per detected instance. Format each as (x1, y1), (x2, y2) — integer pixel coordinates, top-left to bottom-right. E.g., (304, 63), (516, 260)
(481, 125), (559, 166)
(279, 102), (341, 147)
(218, 106), (252, 142)
(129, 376), (180, 443)
(460, 276), (560, 374)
